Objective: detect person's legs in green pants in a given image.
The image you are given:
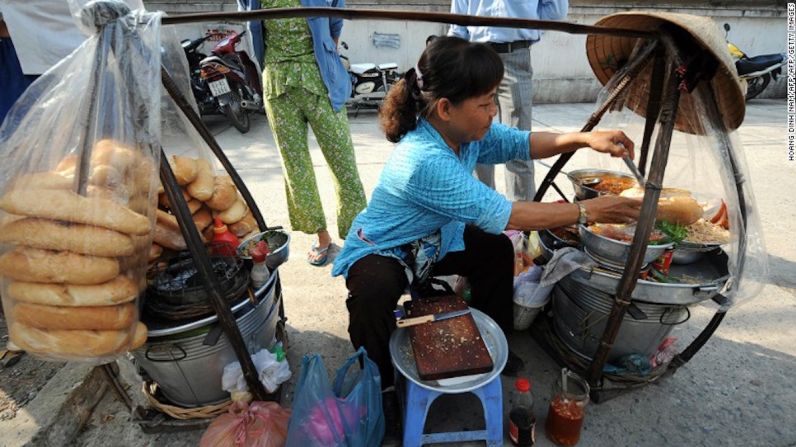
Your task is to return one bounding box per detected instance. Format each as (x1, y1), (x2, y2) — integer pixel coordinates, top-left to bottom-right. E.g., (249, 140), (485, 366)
(265, 87), (331, 264)
(301, 93), (367, 239)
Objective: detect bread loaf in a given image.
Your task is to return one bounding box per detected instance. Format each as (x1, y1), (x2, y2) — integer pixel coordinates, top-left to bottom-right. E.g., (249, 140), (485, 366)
(206, 177), (238, 211)
(7, 275), (138, 306)
(10, 172), (73, 190)
(0, 218), (134, 257)
(187, 158), (214, 201)
(91, 139), (137, 172)
(193, 206), (213, 231)
(187, 198), (202, 214)
(218, 198), (247, 224)
(171, 155), (198, 185)
(14, 302), (136, 330)
(229, 210), (257, 237)
(0, 248), (120, 284)
(153, 222), (187, 251)
(157, 206), (213, 233)
(0, 189), (151, 235)
(9, 321), (147, 357)
(149, 243), (163, 262)
(158, 188), (192, 209)
(620, 187), (704, 225)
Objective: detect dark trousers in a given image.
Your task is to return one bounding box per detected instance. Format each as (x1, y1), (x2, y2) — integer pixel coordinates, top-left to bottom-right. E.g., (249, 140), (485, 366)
(345, 226), (514, 388)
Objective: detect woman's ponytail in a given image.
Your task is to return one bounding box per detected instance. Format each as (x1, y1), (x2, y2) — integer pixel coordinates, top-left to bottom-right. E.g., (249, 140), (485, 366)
(379, 68), (422, 143)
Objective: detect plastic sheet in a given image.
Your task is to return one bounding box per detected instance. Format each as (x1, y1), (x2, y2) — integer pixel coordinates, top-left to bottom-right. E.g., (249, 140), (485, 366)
(0, 1), (163, 362)
(582, 69), (767, 310)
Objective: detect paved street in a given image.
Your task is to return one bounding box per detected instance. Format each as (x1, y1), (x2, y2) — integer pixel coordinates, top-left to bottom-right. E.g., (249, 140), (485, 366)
(62, 99), (796, 446)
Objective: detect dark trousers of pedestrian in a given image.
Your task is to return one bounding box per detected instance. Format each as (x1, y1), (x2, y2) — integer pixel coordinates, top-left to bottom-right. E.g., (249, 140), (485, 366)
(345, 225), (514, 389)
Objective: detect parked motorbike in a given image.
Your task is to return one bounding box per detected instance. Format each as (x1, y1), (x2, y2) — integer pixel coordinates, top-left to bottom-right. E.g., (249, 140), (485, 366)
(182, 31), (263, 133)
(339, 42), (401, 114)
(724, 23), (785, 101)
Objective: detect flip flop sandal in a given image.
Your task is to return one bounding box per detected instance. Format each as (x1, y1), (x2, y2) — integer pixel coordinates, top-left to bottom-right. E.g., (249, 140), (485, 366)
(307, 243), (331, 266)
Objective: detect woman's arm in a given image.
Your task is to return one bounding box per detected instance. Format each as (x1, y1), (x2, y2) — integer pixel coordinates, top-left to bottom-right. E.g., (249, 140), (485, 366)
(529, 130), (635, 160)
(506, 196), (642, 230)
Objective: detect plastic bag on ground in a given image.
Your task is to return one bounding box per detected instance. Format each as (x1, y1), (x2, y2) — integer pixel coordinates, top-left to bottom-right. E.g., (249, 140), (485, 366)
(285, 347), (385, 447)
(200, 401), (291, 447)
(222, 347), (291, 395)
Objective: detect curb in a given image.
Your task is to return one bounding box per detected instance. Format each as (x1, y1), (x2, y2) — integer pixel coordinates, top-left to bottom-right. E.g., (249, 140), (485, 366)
(0, 363), (107, 447)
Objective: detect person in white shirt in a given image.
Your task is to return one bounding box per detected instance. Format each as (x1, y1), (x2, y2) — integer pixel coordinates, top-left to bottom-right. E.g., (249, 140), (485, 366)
(449, 0), (568, 202)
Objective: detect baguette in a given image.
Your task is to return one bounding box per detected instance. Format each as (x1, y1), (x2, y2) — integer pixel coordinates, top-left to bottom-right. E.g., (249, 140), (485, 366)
(229, 210), (257, 237)
(157, 206), (213, 233)
(171, 155), (198, 185)
(7, 275), (138, 306)
(0, 189), (151, 235)
(9, 321), (147, 357)
(0, 248), (120, 285)
(0, 218), (134, 257)
(9, 172), (72, 190)
(13, 302), (136, 330)
(149, 243), (163, 262)
(187, 158), (214, 201)
(91, 139), (137, 172)
(218, 198), (247, 224)
(158, 188), (192, 209)
(620, 187), (704, 225)
(205, 177), (238, 211)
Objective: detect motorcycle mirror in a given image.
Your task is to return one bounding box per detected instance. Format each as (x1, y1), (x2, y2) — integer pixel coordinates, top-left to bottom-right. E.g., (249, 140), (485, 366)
(723, 23), (730, 32)
(341, 41), (349, 50)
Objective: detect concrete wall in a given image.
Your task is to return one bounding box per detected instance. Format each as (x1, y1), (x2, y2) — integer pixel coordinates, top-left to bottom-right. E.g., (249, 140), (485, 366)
(145, 0), (787, 101)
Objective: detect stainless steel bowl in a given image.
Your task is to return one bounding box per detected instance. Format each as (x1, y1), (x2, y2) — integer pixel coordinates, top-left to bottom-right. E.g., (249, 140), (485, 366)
(237, 229), (291, 269)
(672, 243), (721, 265)
(578, 224), (673, 266)
(567, 169), (636, 200)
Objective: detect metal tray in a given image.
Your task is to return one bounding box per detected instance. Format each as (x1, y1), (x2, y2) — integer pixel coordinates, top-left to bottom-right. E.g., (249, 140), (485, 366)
(145, 269), (279, 337)
(389, 308), (507, 394)
(569, 250), (729, 305)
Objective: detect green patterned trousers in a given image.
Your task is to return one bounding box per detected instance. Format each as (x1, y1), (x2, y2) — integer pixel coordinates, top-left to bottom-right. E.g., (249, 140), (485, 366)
(264, 87), (367, 238)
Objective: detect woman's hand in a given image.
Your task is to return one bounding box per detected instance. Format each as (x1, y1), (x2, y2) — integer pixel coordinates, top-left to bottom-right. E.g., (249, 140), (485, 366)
(582, 196), (642, 224)
(586, 130), (635, 159)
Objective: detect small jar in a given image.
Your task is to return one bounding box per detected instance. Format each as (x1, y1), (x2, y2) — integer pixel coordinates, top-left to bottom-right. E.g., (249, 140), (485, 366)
(545, 369), (590, 446)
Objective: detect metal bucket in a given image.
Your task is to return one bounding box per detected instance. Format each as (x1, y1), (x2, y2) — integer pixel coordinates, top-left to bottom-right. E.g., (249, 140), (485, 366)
(133, 272), (282, 407)
(552, 276), (688, 362)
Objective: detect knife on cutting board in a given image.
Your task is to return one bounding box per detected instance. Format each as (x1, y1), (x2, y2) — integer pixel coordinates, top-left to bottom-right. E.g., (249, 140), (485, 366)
(396, 309), (471, 328)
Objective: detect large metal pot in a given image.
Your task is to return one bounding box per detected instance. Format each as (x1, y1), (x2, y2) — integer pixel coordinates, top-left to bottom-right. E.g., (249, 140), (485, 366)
(552, 280), (688, 362)
(579, 224), (673, 267)
(133, 271), (281, 407)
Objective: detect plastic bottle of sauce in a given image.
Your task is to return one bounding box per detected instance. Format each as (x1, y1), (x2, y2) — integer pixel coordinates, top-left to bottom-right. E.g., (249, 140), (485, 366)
(545, 369), (590, 446)
(250, 247), (270, 289)
(509, 378), (536, 446)
(211, 217), (240, 257)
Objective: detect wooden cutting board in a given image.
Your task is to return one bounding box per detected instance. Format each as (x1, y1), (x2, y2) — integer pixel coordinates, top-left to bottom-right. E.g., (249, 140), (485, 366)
(405, 295), (493, 381)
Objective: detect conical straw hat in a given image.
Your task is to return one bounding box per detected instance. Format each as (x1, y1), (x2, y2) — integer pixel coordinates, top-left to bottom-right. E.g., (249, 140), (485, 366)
(586, 12), (745, 135)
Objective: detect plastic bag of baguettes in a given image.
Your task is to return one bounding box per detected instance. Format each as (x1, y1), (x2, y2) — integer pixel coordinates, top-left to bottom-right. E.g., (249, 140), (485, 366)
(0, 1), (168, 362)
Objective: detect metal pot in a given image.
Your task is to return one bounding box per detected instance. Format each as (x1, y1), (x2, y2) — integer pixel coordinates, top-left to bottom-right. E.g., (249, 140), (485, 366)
(133, 271), (281, 407)
(579, 224), (673, 267)
(567, 169), (636, 200)
(552, 282), (688, 362)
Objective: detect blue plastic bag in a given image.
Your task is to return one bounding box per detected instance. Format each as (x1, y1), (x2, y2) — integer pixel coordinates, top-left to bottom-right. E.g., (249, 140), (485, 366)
(286, 347), (385, 447)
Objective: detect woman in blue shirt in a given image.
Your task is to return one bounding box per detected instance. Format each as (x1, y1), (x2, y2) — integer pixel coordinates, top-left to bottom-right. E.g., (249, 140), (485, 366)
(332, 36), (641, 387)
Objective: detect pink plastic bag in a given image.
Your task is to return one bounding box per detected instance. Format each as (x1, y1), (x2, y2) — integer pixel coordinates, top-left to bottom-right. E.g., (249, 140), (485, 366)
(200, 401), (291, 447)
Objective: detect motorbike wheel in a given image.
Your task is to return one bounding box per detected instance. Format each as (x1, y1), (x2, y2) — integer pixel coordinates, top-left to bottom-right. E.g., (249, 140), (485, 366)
(224, 90), (250, 134)
(745, 74), (771, 101)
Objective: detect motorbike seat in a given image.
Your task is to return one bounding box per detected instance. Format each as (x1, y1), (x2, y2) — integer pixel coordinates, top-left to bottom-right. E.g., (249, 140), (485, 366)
(378, 62), (398, 71)
(350, 63), (378, 74)
(200, 55), (226, 66)
(736, 53), (784, 76)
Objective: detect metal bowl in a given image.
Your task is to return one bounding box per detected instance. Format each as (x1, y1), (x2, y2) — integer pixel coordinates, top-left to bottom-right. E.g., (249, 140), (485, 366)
(567, 169), (636, 200)
(237, 229), (291, 269)
(672, 243), (721, 265)
(578, 224), (673, 267)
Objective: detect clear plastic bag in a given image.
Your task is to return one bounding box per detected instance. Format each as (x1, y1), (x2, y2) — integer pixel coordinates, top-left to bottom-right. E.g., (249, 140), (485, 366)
(0, 1), (162, 362)
(200, 401), (291, 447)
(286, 348), (385, 447)
(222, 347), (292, 395)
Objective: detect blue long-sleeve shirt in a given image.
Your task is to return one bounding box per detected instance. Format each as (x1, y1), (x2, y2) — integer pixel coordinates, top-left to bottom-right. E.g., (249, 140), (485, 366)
(332, 119), (531, 278)
(448, 0), (568, 44)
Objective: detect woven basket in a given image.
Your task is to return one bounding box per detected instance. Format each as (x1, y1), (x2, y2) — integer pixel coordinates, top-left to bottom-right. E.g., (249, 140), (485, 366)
(143, 381), (231, 420)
